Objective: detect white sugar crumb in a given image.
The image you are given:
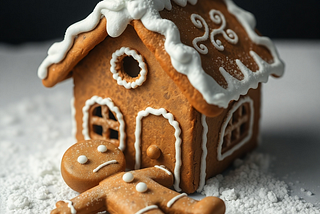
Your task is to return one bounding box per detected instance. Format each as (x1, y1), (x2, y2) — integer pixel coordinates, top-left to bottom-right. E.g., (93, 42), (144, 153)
(221, 189), (237, 201)
(202, 153), (320, 214)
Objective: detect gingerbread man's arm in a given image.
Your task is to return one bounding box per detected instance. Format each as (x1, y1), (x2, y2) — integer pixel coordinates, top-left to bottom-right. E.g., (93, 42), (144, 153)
(51, 185), (106, 214)
(135, 165), (174, 188)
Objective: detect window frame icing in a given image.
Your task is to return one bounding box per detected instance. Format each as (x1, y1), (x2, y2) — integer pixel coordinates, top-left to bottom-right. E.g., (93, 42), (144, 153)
(217, 96), (254, 161)
(110, 47), (148, 89)
(82, 96), (126, 151)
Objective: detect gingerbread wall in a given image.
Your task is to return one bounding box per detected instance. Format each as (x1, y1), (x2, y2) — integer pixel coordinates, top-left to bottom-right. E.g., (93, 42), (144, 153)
(204, 86), (261, 180)
(71, 20), (261, 193)
(188, 85), (261, 192)
(72, 24), (201, 193)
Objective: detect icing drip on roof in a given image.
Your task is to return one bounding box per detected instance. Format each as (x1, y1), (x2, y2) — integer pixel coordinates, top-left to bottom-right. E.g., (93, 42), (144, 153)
(38, 0), (284, 108)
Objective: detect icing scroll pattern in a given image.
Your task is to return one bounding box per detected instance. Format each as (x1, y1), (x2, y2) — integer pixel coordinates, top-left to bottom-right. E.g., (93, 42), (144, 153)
(209, 9), (238, 51)
(191, 9), (239, 53)
(190, 14), (209, 54)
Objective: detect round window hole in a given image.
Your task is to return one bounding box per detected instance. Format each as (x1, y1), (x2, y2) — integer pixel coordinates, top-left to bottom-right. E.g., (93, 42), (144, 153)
(122, 56), (140, 78)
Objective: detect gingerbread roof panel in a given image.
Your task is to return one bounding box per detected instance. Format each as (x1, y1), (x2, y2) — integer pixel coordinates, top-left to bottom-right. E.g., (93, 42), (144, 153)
(38, 0), (284, 111)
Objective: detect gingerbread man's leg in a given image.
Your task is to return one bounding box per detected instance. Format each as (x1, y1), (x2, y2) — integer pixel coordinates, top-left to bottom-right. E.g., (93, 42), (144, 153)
(51, 185), (106, 214)
(166, 194), (225, 214)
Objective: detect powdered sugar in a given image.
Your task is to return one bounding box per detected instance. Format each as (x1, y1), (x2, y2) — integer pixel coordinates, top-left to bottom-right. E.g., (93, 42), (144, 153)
(202, 153), (320, 213)
(0, 91), (319, 213)
(0, 92), (78, 213)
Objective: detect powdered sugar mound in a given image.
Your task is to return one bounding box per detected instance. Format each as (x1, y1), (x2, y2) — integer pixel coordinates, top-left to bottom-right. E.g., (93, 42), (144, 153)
(202, 153), (319, 214)
(7, 194), (30, 210)
(1, 91), (319, 213)
(0, 91), (78, 213)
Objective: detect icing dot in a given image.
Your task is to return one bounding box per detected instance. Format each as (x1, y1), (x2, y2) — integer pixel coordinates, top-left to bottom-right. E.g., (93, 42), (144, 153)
(77, 155), (88, 164)
(122, 172), (134, 183)
(97, 145), (107, 153)
(136, 182), (148, 193)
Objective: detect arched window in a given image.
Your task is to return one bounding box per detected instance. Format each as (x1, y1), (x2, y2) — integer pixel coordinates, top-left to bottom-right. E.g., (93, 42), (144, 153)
(82, 96), (126, 151)
(217, 96), (254, 161)
(90, 104), (119, 146)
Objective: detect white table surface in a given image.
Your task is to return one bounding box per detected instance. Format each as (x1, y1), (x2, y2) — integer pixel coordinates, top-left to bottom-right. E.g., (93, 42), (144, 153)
(0, 40), (320, 206)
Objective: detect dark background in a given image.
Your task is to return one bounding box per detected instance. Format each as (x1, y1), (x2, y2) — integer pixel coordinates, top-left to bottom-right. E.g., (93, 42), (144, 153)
(0, 0), (319, 44)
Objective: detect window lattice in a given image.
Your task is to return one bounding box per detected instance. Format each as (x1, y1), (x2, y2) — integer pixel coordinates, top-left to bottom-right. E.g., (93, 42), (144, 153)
(89, 104), (119, 146)
(222, 102), (250, 154)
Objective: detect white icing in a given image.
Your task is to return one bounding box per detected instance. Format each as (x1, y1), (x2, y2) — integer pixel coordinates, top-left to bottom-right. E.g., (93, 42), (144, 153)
(136, 182), (148, 192)
(38, 0), (284, 109)
(209, 9), (238, 51)
(190, 14), (209, 54)
(110, 47), (147, 89)
(197, 114), (208, 192)
(166, 193), (187, 208)
(82, 96), (126, 151)
(97, 145), (108, 153)
(93, 160), (118, 173)
(217, 96), (254, 161)
(122, 172), (134, 183)
(63, 200), (77, 214)
(154, 165), (172, 175)
(191, 9), (238, 53)
(77, 155), (88, 164)
(134, 107), (182, 191)
(135, 205), (158, 214)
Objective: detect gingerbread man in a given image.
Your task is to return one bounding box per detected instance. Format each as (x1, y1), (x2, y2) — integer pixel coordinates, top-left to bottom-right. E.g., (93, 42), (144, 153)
(51, 140), (225, 214)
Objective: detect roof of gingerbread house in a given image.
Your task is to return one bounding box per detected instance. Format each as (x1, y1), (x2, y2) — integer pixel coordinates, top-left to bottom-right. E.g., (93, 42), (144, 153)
(38, 0), (284, 117)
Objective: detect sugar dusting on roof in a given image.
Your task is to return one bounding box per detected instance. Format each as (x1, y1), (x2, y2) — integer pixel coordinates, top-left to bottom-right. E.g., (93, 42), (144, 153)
(38, 0), (284, 108)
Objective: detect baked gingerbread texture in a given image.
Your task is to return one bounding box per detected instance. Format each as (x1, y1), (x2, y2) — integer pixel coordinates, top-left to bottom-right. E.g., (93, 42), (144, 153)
(38, 0), (284, 193)
(52, 140), (226, 214)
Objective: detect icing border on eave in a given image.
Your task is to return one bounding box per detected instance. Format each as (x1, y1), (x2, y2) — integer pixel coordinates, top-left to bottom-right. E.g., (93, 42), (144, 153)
(38, 0), (284, 108)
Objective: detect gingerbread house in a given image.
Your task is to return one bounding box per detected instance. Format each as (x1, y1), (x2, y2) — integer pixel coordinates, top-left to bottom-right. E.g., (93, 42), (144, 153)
(38, 0), (284, 193)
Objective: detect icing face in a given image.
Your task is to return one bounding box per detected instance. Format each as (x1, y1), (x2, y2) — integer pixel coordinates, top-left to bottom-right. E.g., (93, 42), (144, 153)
(61, 140), (126, 193)
(93, 160), (118, 173)
(97, 145), (108, 153)
(77, 155), (88, 164)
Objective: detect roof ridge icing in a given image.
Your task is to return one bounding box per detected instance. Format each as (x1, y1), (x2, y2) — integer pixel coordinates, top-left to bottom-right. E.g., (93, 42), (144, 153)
(38, 0), (284, 108)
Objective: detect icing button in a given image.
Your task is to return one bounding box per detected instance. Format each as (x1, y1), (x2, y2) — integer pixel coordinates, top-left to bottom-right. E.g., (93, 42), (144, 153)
(77, 155), (88, 164)
(122, 172), (134, 183)
(147, 145), (161, 159)
(97, 145), (108, 153)
(136, 182), (148, 193)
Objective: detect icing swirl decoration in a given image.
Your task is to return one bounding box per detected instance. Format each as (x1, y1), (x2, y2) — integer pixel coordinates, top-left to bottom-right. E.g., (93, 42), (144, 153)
(209, 9), (238, 51)
(190, 14), (209, 54)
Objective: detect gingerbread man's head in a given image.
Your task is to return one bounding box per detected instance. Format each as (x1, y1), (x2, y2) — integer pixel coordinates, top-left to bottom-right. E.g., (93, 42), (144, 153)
(61, 140), (126, 193)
